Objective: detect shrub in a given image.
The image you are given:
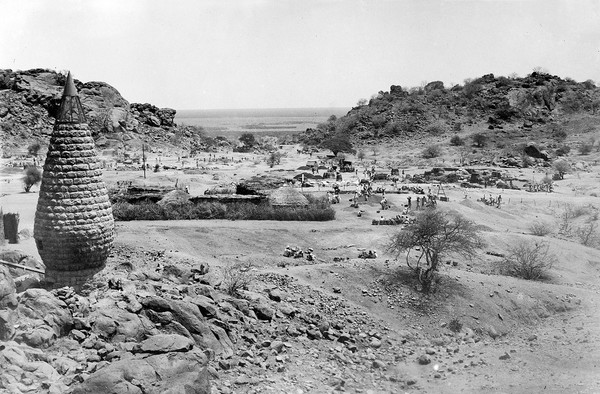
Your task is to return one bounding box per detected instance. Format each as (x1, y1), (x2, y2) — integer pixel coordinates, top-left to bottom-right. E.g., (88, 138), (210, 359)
(22, 165), (42, 192)
(384, 122), (402, 136)
(425, 122), (446, 136)
(472, 133), (487, 147)
(500, 241), (556, 280)
(552, 128), (567, 141)
(579, 141), (593, 155)
(267, 151), (282, 168)
(371, 115), (387, 128)
(447, 317), (463, 333)
(450, 135), (464, 146)
(27, 142), (42, 157)
(529, 221), (552, 236)
(555, 145), (570, 156)
(221, 261), (254, 296)
(463, 81), (482, 99)
(576, 221), (599, 247)
(422, 144), (442, 159)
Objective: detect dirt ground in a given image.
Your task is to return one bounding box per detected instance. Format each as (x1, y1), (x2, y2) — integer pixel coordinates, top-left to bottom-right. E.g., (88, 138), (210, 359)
(1, 144), (600, 393)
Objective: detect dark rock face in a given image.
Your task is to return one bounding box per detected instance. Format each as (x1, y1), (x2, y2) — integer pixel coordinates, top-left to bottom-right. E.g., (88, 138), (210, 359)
(390, 85), (407, 97)
(524, 143), (549, 160)
(130, 102), (176, 127)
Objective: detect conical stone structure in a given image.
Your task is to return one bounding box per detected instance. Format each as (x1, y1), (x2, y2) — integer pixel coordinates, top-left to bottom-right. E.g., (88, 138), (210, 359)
(34, 72), (114, 287)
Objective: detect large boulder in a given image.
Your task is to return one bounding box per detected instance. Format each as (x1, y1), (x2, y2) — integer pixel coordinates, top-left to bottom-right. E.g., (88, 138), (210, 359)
(0, 250), (45, 278)
(14, 288), (73, 347)
(141, 295), (232, 355)
(90, 305), (157, 341)
(524, 143), (549, 160)
(70, 349), (210, 394)
(0, 341), (68, 393)
(0, 265), (17, 340)
(425, 81), (445, 92)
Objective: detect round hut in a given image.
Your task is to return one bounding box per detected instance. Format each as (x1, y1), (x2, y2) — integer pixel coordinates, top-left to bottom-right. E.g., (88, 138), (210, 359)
(34, 72), (115, 287)
(268, 186), (309, 207)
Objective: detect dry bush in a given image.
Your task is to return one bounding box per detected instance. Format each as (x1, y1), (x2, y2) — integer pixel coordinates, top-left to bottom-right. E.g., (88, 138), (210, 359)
(579, 141), (593, 155)
(576, 221), (600, 247)
(529, 221), (552, 236)
(500, 241), (557, 280)
(450, 135), (464, 146)
(221, 261), (254, 296)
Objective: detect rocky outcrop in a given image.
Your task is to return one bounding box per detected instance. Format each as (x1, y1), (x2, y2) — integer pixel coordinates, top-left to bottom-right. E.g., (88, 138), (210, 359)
(130, 103), (176, 127)
(0, 68), (179, 153)
(300, 71), (599, 144)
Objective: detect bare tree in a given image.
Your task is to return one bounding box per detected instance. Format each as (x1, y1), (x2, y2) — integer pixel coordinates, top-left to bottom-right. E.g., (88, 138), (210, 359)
(388, 209), (483, 292)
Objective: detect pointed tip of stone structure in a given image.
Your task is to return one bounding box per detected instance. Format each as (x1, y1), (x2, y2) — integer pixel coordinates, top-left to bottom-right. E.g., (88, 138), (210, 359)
(62, 71), (78, 97)
(57, 71), (86, 123)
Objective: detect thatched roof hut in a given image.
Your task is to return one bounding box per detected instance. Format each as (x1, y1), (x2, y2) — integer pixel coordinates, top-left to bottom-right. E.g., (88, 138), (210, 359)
(34, 72), (114, 288)
(157, 189), (190, 207)
(268, 186), (309, 207)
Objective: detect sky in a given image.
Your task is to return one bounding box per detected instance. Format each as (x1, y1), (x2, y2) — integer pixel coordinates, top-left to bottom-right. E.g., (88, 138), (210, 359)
(1, 0), (599, 110)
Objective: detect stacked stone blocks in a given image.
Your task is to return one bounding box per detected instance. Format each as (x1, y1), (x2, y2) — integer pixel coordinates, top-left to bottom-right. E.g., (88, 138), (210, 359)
(34, 122), (114, 286)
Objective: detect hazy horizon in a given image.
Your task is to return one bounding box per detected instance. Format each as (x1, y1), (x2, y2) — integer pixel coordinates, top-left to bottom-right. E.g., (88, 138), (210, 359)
(176, 107), (350, 115)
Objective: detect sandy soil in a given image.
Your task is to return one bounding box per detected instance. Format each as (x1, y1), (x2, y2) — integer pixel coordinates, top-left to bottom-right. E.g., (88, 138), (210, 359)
(1, 144), (600, 393)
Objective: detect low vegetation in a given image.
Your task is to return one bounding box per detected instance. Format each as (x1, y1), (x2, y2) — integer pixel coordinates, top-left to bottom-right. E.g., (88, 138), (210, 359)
(529, 221), (552, 236)
(221, 261), (254, 296)
(422, 144), (442, 159)
(449, 135), (464, 146)
(112, 199), (335, 222)
(500, 240), (556, 280)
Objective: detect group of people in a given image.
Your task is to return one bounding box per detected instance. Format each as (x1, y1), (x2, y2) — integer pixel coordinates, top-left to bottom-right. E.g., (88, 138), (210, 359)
(283, 246), (315, 261)
(479, 194), (502, 208)
(527, 183), (553, 193)
(326, 187), (341, 204)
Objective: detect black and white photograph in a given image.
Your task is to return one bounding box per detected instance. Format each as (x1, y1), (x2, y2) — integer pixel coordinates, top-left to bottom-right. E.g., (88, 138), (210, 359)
(1, 1), (599, 393)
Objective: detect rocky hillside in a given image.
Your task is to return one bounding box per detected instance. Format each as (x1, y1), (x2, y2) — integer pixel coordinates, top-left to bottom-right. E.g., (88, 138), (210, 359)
(0, 68), (208, 156)
(301, 72), (600, 146)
